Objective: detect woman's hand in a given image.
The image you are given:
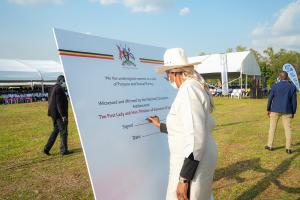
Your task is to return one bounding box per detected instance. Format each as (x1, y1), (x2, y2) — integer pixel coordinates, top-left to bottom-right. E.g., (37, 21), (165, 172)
(176, 182), (189, 200)
(147, 116), (160, 128)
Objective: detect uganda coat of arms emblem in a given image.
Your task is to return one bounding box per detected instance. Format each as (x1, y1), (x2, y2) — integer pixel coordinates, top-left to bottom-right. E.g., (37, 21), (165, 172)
(117, 44), (136, 67)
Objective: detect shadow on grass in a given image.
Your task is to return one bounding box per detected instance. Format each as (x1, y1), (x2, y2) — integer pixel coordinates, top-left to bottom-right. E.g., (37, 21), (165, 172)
(1, 148), (83, 171)
(214, 120), (260, 130)
(71, 147), (82, 154)
(2, 155), (58, 171)
(236, 150), (300, 199)
(214, 158), (269, 183)
(49, 147), (82, 156)
(272, 142), (300, 151)
(214, 148), (300, 199)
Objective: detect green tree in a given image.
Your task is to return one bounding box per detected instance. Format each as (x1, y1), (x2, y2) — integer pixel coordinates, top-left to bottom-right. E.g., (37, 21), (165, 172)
(250, 48), (274, 87)
(226, 48), (233, 53)
(263, 47), (300, 86)
(263, 47), (274, 59)
(235, 45), (247, 52)
(198, 52), (207, 56)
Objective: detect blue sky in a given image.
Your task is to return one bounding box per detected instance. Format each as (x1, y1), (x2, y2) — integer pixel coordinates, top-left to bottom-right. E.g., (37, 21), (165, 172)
(0, 0), (299, 61)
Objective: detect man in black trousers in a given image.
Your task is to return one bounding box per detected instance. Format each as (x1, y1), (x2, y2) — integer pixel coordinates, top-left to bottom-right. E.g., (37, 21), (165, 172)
(44, 75), (73, 155)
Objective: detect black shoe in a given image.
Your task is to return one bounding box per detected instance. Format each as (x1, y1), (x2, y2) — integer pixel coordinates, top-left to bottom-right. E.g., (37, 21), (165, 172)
(43, 149), (50, 156)
(265, 146), (273, 151)
(61, 150), (73, 155)
(286, 149), (292, 154)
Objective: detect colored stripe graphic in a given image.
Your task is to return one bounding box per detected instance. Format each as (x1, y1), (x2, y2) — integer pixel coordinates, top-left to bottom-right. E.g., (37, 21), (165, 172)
(140, 58), (163, 65)
(58, 49), (114, 60)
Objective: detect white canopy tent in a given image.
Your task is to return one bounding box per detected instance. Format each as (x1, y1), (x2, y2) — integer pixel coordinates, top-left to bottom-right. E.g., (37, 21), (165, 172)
(0, 58), (63, 83)
(0, 59), (42, 82)
(189, 51), (261, 93)
(189, 51), (261, 76)
(18, 60), (63, 82)
(0, 59), (63, 92)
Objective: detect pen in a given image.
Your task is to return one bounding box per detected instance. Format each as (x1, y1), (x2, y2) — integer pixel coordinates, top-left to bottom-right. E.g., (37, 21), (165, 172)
(145, 115), (158, 121)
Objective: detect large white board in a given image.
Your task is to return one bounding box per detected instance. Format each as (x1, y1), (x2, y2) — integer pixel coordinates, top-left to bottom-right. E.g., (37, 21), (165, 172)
(53, 29), (175, 200)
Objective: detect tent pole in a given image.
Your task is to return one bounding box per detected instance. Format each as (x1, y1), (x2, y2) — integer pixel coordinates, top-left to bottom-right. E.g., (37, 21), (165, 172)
(240, 73), (243, 90)
(246, 74), (248, 92)
(42, 80), (44, 94)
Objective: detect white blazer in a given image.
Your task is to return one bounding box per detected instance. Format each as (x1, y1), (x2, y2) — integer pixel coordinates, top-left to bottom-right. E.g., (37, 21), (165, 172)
(165, 79), (217, 200)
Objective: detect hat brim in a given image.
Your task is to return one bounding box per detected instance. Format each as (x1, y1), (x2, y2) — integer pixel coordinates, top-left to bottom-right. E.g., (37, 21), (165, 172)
(155, 61), (201, 74)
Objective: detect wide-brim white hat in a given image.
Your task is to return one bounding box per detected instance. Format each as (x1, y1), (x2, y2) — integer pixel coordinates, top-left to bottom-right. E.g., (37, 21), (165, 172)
(155, 48), (201, 73)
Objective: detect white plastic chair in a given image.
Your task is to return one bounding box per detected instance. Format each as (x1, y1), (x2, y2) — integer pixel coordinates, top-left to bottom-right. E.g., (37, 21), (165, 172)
(230, 89), (242, 99)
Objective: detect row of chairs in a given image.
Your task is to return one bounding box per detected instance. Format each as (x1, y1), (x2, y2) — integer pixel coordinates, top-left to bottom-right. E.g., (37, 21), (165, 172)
(1, 97), (33, 104)
(230, 89), (248, 99)
(0, 93), (49, 105)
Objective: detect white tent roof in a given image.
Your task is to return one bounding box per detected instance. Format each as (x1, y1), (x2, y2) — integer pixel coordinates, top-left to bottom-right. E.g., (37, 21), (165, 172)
(0, 59), (41, 81)
(188, 51), (261, 76)
(0, 59), (63, 82)
(18, 60), (63, 81)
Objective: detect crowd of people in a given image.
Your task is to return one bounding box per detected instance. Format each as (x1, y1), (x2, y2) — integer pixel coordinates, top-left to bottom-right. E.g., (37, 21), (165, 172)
(0, 89), (49, 105)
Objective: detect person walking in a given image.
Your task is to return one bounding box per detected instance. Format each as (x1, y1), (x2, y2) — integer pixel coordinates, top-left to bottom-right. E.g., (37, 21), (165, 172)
(265, 71), (297, 154)
(44, 75), (73, 155)
(148, 48), (217, 200)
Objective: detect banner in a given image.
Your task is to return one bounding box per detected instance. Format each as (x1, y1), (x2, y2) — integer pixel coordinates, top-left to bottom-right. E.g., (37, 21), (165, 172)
(53, 28), (175, 200)
(283, 63), (300, 91)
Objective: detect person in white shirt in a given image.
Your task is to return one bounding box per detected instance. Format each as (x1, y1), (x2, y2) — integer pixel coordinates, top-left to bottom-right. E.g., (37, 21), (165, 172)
(148, 48), (217, 200)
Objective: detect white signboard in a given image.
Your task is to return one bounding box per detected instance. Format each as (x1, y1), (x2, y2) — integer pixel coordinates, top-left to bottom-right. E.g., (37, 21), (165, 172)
(283, 63), (300, 91)
(53, 29), (175, 200)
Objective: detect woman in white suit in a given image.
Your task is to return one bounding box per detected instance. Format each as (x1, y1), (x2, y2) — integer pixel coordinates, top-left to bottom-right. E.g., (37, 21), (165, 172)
(148, 48), (217, 200)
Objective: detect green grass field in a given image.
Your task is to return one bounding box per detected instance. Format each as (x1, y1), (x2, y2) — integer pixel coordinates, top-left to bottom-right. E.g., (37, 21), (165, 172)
(0, 97), (299, 200)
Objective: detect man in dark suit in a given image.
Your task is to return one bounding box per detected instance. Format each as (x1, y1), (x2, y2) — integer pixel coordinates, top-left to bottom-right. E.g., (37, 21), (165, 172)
(265, 71), (297, 154)
(44, 75), (73, 155)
